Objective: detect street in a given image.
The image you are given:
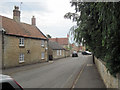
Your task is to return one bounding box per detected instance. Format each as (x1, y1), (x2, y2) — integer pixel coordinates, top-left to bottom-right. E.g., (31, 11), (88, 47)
(3, 54), (105, 88)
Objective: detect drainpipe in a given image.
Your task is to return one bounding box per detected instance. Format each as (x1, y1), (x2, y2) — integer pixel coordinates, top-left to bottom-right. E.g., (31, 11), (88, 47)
(118, 74), (120, 89)
(47, 39), (49, 62)
(0, 29), (5, 69)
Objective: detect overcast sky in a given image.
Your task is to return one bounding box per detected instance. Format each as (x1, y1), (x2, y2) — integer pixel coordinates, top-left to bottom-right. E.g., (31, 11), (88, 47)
(0, 0), (76, 38)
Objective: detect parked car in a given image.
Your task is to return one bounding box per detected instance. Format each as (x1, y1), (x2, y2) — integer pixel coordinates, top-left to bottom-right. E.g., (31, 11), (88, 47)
(82, 51), (92, 55)
(72, 51), (78, 57)
(0, 74), (23, 90)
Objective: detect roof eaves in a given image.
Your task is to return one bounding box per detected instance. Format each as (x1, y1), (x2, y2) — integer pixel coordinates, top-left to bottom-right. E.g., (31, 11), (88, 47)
(5, 33), (47, 40)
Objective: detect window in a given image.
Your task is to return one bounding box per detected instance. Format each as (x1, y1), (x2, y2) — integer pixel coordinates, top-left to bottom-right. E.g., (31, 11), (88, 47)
(41, 52), (45, 59)
(2, 82), (14, 90)
(19, 38), (24, 46)
(60, 50), (62, 55)
(19, 54), (24, 63)
(57, 50), (59, 56)
(41, 40), (45, 47)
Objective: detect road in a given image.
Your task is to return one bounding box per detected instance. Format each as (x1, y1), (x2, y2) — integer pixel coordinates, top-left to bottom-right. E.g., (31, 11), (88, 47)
(4, 54), (90, 88)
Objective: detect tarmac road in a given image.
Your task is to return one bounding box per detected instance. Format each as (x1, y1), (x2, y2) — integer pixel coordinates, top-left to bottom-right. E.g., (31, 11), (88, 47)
(6, 54), (88, 88)
(3, 54), (105, 88)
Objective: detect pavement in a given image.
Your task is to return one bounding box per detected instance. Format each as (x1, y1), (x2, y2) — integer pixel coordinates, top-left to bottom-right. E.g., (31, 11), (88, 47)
(72, 55), (106, 88)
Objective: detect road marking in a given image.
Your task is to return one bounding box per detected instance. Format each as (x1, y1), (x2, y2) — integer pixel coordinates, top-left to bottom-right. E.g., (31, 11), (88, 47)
(87, 64), (93, 67)
(71, 62), (86, 89)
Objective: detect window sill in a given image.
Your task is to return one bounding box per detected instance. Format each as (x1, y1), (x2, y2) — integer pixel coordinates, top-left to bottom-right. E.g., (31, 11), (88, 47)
(19, 61), (25, 63)
(41, 45), (45, 48)
(19, 45), (25, 48)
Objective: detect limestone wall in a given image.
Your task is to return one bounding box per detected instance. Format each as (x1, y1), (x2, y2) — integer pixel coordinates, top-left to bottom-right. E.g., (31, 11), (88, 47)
(95, 57), (120, 88)
(3, 35), (48, 68)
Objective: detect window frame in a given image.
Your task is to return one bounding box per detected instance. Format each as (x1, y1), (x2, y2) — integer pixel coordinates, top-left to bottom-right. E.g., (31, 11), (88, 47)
(19, 53), (24, 63)
(57, 50), (59, 56)
(41, 52), (45, 59)
(60, 50), (62, 55)
(41, 40), (45, 47)
(19, 38), (24, 46)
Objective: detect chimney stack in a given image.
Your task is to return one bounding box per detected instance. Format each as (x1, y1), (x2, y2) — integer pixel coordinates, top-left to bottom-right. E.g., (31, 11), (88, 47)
(13, 6), (20, 22)
(56, 38), (58, 43)
(31, 16), (36, 26)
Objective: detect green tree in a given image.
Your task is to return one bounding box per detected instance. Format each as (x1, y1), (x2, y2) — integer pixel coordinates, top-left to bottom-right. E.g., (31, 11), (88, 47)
(65, 2), (120, 76)
(46, 34), (52, 38)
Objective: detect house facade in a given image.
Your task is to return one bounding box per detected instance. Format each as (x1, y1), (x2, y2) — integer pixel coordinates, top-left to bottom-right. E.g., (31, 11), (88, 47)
(49, 38), (70, 57)
(48, 41), (65, 60)
(0, 6), (48, 68)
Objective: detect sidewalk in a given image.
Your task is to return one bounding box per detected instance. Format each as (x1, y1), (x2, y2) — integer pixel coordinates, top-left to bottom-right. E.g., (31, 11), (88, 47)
(73, 55), (106, 88)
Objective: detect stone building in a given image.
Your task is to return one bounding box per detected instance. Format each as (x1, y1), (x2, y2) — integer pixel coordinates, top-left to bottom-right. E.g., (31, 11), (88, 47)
(48, 41), (65, 60)
(0, 6), (48, 68)
(49, 38), (70, 57)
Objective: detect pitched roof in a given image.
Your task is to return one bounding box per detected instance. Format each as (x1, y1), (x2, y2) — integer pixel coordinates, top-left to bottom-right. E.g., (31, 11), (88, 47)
(48, 41), (65, 50)
(0, 15), (47, 39)
(49, 38), (68, 45)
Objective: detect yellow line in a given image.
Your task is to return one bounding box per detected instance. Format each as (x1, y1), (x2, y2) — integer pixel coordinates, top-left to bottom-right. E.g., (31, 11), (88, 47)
(71, 62), (86, 89)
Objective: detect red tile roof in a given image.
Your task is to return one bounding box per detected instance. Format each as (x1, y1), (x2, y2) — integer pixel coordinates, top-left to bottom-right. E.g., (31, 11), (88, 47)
(49, 38), (68, 45)
(1, 15), (47, 39)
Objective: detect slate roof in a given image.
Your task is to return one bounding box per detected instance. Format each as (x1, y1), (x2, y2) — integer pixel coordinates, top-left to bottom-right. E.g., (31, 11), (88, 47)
(49, 38), (68, 45)
(48, 41), (65, 50)
(0, 15), (47, 39)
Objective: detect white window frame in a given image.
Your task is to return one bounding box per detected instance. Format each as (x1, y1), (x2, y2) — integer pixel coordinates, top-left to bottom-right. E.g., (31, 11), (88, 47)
(41, 40), (45, 47)
(19, 54), (24, 63)
(57, 50), (59, 56)
(60, 50), (62, 55)
(41, 52), (45, 59)
(19, 38), (24, 46)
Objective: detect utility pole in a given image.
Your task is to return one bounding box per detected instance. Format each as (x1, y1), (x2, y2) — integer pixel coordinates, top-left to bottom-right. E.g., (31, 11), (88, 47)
(20, 2), (23, 11)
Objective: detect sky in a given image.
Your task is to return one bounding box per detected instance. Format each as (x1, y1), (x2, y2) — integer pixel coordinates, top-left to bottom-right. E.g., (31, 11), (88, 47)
(0, 0), (76, 39)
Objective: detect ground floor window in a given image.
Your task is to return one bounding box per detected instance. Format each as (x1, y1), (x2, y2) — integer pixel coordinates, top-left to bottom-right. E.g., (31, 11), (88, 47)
(57, 50), (59, 56)
(41, 52), (45, 59)
(60, 50), (62, 55)
(19, 54), (24, 63)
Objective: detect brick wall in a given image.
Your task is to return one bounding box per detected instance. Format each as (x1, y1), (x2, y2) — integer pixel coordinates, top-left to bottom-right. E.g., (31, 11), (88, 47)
(3, 35), (48, 68)
(95, 57), (120, 88)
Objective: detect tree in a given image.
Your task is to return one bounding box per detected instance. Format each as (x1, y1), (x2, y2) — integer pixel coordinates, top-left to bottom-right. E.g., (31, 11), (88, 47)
(65, 2), (120, 76)
(46, 34), (52, 38)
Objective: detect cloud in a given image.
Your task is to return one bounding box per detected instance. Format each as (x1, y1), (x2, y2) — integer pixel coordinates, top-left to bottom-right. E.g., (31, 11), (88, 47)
(0, 0), (76, 38)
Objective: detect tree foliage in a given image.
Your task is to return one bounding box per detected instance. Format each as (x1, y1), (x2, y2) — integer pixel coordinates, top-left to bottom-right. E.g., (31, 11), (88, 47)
(46, 34), (52, 38)
(65, 2), (120, 76)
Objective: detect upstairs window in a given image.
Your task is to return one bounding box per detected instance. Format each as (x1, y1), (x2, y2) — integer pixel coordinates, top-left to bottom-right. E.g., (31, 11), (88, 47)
(19, 38), (24, 46)
(41, 40), (45, 47)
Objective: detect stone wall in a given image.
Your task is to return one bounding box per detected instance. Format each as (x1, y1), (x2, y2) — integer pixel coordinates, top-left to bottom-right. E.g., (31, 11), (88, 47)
(95, 57), (120, 88)
(3, 35), (48, 68)
(65, 50), (70, 57)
